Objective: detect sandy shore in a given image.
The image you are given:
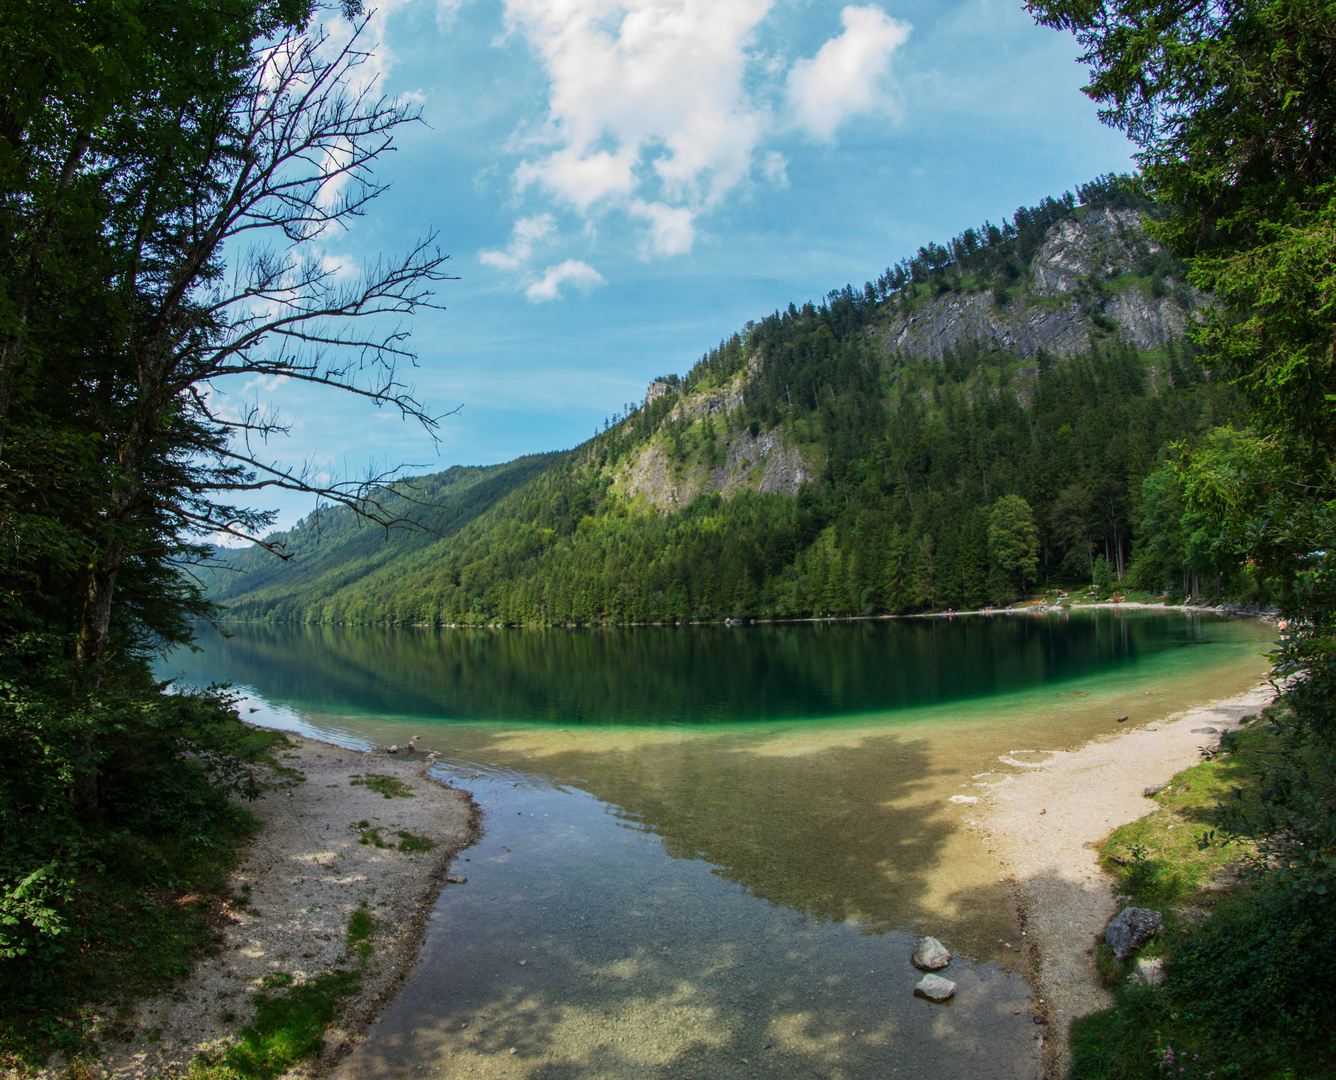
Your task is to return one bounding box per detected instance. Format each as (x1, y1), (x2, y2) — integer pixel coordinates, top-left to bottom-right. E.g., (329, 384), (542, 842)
(55, 734), (478, 1080)
(979, 679), (1276, 1077)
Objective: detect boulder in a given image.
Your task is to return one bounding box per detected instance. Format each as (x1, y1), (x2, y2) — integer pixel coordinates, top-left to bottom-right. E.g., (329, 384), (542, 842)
(1133, 956), (1165, 987)
(1105, 907), (1163, 961)
(1143, 784), (1166, 797)
(913, 936), (951, 971)
(1190, 727), (1220, 735)
(913, 974), (956, 1002)
(949, 795), (979, 805)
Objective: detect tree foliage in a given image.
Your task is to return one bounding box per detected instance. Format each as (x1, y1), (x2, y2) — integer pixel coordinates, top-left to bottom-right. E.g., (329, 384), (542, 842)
(1029, 0), (1336, 1070)
(0, 3), (446, 1051)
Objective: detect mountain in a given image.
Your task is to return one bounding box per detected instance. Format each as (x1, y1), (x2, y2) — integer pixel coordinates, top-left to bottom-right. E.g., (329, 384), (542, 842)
(206, 179), (1237, 625)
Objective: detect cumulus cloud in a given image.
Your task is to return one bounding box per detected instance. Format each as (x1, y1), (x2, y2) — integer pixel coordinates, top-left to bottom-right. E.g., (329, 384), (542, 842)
(480, 1), (911, 285)
(787, 5), (911, 140)
(525, 259), (606, 301)
(502, 0), (772, 252)
(480, 213), (557, 270)
(762, 150), (789, 187)
(308, 1), (423, 213)
(629, 199), (695, 257)
(436, 0), (471, 29)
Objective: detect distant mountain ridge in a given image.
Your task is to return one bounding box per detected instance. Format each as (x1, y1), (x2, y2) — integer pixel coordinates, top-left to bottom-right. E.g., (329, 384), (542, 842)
(206, 180), (1233, 625)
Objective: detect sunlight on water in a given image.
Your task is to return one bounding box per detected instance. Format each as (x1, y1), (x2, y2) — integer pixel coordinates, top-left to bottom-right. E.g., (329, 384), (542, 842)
(160, 611), (1274, 1079)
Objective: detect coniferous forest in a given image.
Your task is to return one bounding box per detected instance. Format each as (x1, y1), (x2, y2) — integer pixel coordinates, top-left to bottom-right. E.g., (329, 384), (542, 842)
(210, 185), (1244, 626)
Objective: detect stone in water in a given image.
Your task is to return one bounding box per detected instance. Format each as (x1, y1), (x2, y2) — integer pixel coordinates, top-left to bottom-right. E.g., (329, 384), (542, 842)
(913, 936), (951, 971)
(914, 974), (956, 1002)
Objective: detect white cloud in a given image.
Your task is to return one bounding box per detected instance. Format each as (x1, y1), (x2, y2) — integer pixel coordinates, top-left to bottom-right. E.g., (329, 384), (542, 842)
(501, 0), (773, 251)
(762, 150), (789, 187)
(436, 0), (471, 30)
(787, 5), (911, 140)
(480, 213), (558, 269)
(629, 199), (695, 256)
(525, 259), (606, 301)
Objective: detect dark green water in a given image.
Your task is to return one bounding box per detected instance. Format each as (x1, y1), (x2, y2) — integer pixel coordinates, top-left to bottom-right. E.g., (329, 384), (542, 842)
(159, 611), (1273, 1080)
(167, 610), (1258, 725)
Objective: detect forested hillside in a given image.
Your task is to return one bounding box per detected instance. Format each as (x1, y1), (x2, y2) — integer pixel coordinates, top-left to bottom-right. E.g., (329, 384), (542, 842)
(211, 181), (1243, 625)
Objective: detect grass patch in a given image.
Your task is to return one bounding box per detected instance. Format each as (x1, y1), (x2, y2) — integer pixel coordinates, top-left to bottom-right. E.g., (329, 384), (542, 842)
(354, 821), (389, 848)
(1071, 890), (1336, 1079)
(185, 968), (360, 1080)
(1070, 718), (1336, 1079)
(352, 822), (435, 853)
(348, 773), (415, 799)
(346, 905), (373, 958)
(1098, 726), (1269, 906)
(186, 907), (374, 1079)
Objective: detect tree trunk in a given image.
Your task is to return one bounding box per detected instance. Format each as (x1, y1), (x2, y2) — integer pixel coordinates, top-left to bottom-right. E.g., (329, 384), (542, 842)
(76, 539), (124, 671)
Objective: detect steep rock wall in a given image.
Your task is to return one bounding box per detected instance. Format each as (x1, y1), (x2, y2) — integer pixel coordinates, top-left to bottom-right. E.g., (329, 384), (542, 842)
(880, 207), (1202, 362)
(614, 426), (814, 511)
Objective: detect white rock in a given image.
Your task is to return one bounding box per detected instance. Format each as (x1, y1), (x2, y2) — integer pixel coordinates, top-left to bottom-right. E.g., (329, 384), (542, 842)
(913, 936), (951, 971)
(1133, 957), (1165, 987)
(914, 974), (956, 1002)
(949, 795), (979, 804)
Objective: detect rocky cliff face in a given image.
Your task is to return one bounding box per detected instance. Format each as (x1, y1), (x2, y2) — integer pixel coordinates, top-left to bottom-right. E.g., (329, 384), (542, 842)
(614, 205), (1194, 513)
(614, 426), (814, 510)
(615, 371), (814, 510)
(880, 207), (1202, 362)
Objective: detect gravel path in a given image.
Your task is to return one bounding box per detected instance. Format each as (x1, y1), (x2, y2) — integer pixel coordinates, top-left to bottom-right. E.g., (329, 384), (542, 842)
(980, 681), (1276, 1077)
(65, 734), (478, 1080)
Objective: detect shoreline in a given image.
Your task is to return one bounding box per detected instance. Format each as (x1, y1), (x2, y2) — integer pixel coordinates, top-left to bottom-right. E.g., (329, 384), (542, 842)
(207, 597), (1276, 630)
(979, 678), (1277, 1078)
(56, 734), (480, 1080)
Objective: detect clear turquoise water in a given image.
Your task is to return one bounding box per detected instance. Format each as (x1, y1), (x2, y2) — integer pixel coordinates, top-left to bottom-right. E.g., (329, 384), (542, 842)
(160, 611), (1273, 1080)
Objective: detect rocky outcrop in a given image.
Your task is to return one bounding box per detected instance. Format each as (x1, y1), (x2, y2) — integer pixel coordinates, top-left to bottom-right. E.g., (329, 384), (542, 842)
(1030, 207), (1157, 296)
(880, 207), (1204, 363)
(644, 379), (675, 404)
(615, 424), (815, 511)
(667, 381), (745, 424)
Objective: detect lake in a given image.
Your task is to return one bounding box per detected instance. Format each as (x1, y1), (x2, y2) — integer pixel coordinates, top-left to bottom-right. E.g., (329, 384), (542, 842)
(159, 610), (1273, 1079)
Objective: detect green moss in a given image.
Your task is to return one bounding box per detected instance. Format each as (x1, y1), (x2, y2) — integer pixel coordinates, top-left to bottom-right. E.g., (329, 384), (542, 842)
(346, 905), (373, 958)
(348, 773), (415, 799)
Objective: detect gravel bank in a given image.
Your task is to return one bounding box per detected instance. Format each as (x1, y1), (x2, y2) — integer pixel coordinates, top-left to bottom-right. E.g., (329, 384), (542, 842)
(54, 733), (478, 1080)
(980, 681), (1276, 1077)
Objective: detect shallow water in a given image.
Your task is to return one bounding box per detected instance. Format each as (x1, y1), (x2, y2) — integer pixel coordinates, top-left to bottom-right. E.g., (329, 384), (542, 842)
(159, 611), (1274, 1079)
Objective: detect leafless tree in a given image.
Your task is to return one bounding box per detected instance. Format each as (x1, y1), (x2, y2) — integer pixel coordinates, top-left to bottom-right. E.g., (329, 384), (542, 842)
(76, 17), (456, 669)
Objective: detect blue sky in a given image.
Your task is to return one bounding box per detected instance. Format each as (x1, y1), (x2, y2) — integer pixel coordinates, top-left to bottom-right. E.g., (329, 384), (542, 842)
(229, 0), (1133, 535)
